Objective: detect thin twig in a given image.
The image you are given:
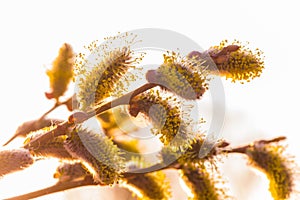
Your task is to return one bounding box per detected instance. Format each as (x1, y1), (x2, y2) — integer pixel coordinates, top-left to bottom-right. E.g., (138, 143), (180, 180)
(123, 162), (179, 178)
(222, 136), (287, 154)
(39, 95), (74, 121)
(38, 101), (62, 121)
(4, 176), (97, 200)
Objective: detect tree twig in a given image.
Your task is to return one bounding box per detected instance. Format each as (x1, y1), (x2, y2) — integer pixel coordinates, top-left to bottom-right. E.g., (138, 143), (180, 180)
(4, 176), (97, 200)
(39, 95), (75, 121)
(222, 136), (287, 154)
(38, 101), (61, 121)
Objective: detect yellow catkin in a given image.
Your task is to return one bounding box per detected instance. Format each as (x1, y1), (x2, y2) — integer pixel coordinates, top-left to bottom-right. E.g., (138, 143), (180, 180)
(76, 34), (143, 110)
(161, 135), (205, 165)
(180, 163), (228, 200)
(64, 128), (124, 185)
(46, 43), (74, 100)
(129, 89), (193, 148)
(122, 171), (171, 200)
(246, 142), (295, 200)
(0, 148), (34, 177)
(209, 40), (264, 83)
(146, 52), (208, 100)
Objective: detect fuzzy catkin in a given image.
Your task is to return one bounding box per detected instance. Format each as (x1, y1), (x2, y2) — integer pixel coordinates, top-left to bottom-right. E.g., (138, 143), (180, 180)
(129, 90), (193, 148)
(30, 135), (73, 160)
(23, 126), (73, 160)
(246, 143), (294, 200)
(161, 136), (205, 165)
(209, 40), (264, 83)
(76, 35), (143, 110)
(0, 148), (34, 177)
(180, 165), (228, 200)
(46, 43), (74, 100)
(122, 171), (171, 200)
(146, 52), (208, 100)
(64, 128), (124, 185)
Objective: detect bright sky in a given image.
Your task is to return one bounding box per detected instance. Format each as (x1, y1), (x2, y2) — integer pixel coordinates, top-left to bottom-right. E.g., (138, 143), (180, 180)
(0, 0), (299, 199)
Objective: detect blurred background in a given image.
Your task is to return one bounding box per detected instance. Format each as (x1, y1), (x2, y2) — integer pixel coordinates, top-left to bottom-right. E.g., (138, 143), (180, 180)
(0, 0), (299, 199)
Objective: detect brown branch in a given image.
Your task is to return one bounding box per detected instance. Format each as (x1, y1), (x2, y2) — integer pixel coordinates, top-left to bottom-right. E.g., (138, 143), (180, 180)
(24, 83), (158, 150)
(4, 176), (97, 200)
(222, 136), (287, 154)
(123, 162), (179, 178)
(39, 95), (75, 121)
(38, 101), (61, 121)
(88, 83), (158, 120)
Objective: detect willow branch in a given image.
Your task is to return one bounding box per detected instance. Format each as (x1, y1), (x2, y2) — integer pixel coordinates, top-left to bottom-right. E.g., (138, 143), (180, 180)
(39, 101), (61, 121)
(222, 136), (287, 154)
(84, 83), (157, 122)
(24, 83), (158, 150)
(4, 176), (97, 200)
(123, 161), (180, 178)
(39, 95), (75, 121)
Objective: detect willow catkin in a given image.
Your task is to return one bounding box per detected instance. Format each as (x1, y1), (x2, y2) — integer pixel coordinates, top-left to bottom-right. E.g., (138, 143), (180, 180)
(46, 43), (74, 100)
(64, 128), (124, 185)
(207, 40), (264, 83)
(146, 51), (208, 100)
(0, 148), (34, 177)
(129, 89), (193, 148)
(246, 142), (295, 200)
(122, 171), (171, 200)
(179, 164), (229, 200)
(161, 135), (205, 165)
(75, 34), (143, 110)
(24, 126), (73, 160)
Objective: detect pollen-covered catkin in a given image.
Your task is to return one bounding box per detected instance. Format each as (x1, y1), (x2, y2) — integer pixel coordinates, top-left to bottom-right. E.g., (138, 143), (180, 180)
(129, 89), (193, 147)
(64, 128), (124, 185)
(246, 142), (295, 200)
(46, 43), (74, 100)
(179, 164), (228, 200)
(208, 40), (264, 83)
(0, 148), (34, 177)
(76, 34), (143, 110)
(146, 52), (208, 100)
(161, 135), (205, 165)
(122, 171), (171, 200)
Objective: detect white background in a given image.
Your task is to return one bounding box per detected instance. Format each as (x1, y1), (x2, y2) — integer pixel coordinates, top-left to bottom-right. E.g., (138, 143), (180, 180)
(0, 0), (299, 199)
